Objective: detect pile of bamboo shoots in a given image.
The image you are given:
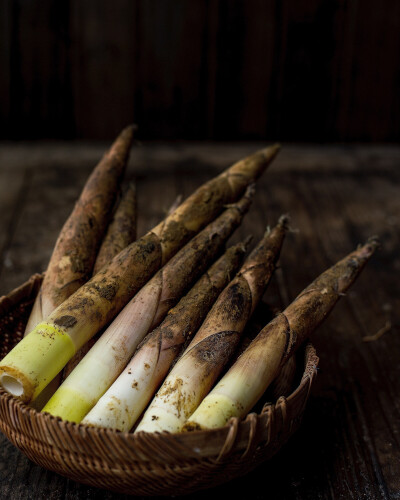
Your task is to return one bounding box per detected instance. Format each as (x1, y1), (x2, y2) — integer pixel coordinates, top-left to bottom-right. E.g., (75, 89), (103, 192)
(0, 126), (378, 434)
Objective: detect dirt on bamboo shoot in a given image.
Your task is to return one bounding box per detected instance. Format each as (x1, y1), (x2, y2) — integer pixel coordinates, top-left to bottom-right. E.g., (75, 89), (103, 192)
(0, 145), (279, 403)
(82, 241), (248, 431)
(184, 238), (379, 431)
(136, 216), (289, 433)
(24, 125), (136, 334)
(93, 182), (137, 274)
(41, 189), (254, 422)
(61, 183), (138, 381)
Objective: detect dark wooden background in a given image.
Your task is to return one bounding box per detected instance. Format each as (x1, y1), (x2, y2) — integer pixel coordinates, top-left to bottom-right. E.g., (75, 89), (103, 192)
(1, 0), (400, 141)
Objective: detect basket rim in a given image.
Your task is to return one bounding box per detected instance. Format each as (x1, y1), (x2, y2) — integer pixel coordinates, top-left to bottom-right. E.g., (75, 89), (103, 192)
(0, 273), (319, 464)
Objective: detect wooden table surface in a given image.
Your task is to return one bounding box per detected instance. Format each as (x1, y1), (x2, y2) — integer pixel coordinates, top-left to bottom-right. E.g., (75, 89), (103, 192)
(0, 143), (399, 499)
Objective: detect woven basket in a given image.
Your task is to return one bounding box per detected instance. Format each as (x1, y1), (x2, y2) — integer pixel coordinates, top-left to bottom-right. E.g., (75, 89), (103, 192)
(0, 274), (319, 496)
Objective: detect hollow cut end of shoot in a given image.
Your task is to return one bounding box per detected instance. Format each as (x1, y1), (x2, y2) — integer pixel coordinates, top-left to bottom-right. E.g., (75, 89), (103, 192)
(0, 373), (24, 397)
(0, 366), (34, 402)
(0, 323), (76, 403)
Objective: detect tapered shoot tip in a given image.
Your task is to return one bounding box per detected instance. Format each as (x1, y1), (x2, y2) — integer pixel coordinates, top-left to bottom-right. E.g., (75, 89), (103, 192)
(353, 236), (380, 262)
(117, 124), (138, 141)
(241, 235), (254, 252)
(225, 183), (255, 214)
(366, 235), (380, 249)
(362, 236), (381, 257)
(166, 194), (184, 215)
(263, 214), (290, 237)
(111, 124), (138, 148)
(125, 123), (138, 132)
(244, 183), (256, 198)
(127, 181), (136, 192)
(259, 143), (281, 159)
(278, 214), (291, 230)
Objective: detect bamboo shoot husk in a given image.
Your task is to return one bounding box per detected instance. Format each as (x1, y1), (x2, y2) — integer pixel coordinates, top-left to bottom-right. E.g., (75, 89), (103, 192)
(0, 145), (279, 403)
(42, 190), (253, 422)
(24, 125), (136, 334)
(82, 241), (248, 430)
(136, 217), (288, 433)
(184, 238), (379, 431)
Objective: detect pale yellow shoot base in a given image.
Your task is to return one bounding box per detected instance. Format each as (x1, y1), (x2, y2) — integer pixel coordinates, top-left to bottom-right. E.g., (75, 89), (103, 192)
(0, 323), (76, 402)
(136, 407), (184, 434)
(185, 394), (240, 430)
(43, 387), (92, 423)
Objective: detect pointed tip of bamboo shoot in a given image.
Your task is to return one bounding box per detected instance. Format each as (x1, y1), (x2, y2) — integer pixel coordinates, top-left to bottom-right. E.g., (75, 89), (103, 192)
(238, 183), (256, 213)
(241, 235), (254, 253)
(166, 194), (184, 216)
(225, 184), (256, 215)
(259, 143), (281, 160)
(127, 181), (137, 192)
(107, 124), (137, 160)
(277, 214), (290, 230)
(244, 182), (256, 199)
(365, 235), (381, 252)
(114, 124), (137, 145)
(355, 236), (380, 261)
(125, 123), (138, 133)
(263, 214), (290, 238)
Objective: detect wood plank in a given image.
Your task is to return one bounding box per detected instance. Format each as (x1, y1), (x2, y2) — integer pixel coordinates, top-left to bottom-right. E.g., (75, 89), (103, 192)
(0, 165), (90, 294)
(273, 0), (340, 141)
(0, 0), (12, 137)
(1, 142), (400, 174)
(0, 167), (27, 292)
(1, 1), (400, 140)
(69, 0), (137, 139)
(239, 0), (277, 139)
(6, 0), (73, 139)
(134, 0), (208, 139)
(332, 0), (400, 141)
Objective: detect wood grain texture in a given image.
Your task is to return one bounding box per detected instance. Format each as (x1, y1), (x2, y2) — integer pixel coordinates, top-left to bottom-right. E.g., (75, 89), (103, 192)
(69, 0), (137, 139)
(1, 0), (400, 141)
(0, 143), (399, 499)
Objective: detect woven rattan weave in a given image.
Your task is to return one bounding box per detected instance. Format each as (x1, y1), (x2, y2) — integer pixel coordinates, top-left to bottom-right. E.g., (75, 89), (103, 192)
(0, 274), (318, 495)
